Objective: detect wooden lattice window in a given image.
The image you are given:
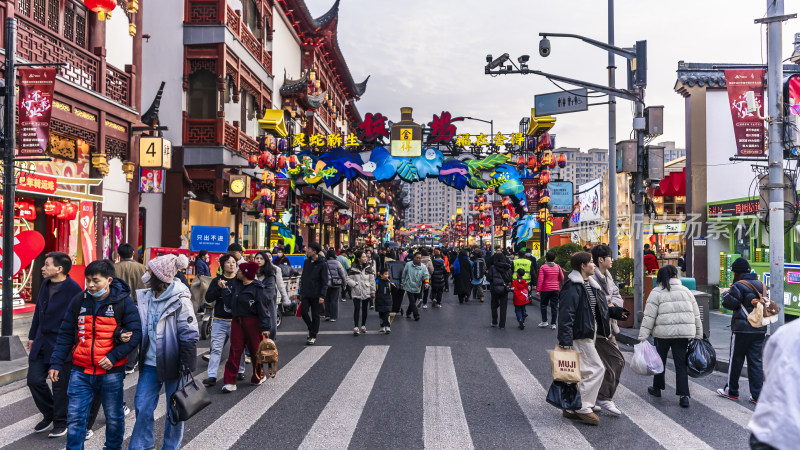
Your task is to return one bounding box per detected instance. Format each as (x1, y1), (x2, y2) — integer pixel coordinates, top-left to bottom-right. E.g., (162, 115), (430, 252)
(18, 0), (32, 16)
(47, 0), (59, 32)
(63, 6), (74, 40)
(18, 0), (90, 50)
(32, 0), (46, 25)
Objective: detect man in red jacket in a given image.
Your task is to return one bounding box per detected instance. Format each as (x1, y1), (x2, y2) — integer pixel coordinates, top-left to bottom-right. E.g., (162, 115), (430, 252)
(536, 251), (564, 329)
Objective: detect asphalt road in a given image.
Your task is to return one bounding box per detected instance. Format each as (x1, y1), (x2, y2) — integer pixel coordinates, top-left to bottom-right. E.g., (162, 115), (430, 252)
(0, 289), (757, 449)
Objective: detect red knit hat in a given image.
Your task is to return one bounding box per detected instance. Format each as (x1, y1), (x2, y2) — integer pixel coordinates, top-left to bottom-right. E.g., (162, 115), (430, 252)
(239, 261), (259, 280)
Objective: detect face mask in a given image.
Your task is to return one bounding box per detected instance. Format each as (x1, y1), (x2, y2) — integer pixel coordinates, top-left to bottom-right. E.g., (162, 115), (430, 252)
(90, 288), (108, 298)
(277, 253), (283, 257)
(142, 272), (151, 285)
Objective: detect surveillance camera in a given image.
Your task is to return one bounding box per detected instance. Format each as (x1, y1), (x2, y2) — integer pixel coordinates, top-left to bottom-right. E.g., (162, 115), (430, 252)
(186, 190), (197, 200)
(539, 37), (551, 57)
(487, 53), (510, 70)
(486, 54), (493, 63)
(517, 55), (530, 64)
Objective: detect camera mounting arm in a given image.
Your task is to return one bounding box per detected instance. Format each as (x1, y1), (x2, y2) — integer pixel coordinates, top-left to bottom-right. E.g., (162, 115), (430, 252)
(539, 32), (636, 60)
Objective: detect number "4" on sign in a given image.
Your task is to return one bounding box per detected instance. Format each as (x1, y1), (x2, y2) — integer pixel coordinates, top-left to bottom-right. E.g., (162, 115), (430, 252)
(139, 137), (172, 170)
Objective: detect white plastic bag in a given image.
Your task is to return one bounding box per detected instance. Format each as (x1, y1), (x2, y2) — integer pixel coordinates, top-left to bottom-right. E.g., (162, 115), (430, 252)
(631, 341), (664, 376)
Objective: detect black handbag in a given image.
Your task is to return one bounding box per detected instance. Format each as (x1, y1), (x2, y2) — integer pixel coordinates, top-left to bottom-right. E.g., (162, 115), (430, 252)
(168, 371), (212, 425)
(546, 380), (582, 411)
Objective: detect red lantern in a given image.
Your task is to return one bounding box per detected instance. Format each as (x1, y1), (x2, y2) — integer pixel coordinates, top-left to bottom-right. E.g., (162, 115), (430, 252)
(557, 153), (567, 168)
(288, 155), (299, 169)
(527, 156), (537, 169)
(44, 201), (63, 216)
(516, 156), (525, 167)
(83, 0), (117, 20)
(540, 170), (550, 185)
(58, 203), (78, 220)
(277, 155), (286, 170)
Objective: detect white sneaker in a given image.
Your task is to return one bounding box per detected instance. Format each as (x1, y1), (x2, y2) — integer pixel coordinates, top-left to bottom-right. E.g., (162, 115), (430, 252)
(251, 376), (266, 386)
(245, 355), (252, 364)
(538, 321), (549, 328)
(422, 305), (428, 309)
(221, 384), (237, 393)
(379, 327), (386, 333)
(354, 327), (360, 335)
(360, 326), (367, 334)
(85, 429), (94, 441)
(123, 405), (131, 416)
(597, 400), (621, 416)
(385, 326), (391, 334)
(551, 324), (557, 330)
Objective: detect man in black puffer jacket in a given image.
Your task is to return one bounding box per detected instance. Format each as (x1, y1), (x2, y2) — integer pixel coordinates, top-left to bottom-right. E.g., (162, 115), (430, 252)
(299, 243), (329, 345)
(717, 257), (766, 403)
(487, 253), (513, 329)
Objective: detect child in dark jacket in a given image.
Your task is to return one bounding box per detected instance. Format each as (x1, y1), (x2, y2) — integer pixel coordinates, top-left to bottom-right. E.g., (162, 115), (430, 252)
(511, 268), (530, 330)
(375, 269), (393, 333)
(430, 258), (446, 308)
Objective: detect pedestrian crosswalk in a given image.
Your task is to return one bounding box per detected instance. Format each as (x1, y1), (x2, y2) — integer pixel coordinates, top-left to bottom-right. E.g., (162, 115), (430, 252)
(0, 344), (755, 450)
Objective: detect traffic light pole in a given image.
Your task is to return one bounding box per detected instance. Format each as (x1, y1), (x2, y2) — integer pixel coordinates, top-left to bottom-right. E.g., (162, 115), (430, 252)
(765, 0), (786, 330)
(633, 100), (645, 327)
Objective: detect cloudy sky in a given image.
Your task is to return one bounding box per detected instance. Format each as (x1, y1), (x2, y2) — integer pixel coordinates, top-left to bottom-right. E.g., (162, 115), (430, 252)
(305, 0), (797, 152)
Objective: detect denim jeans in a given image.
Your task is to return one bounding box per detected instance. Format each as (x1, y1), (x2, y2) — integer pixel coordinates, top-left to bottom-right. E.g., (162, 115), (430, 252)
(207, 318), (245, 379)
(66, 370), (125, 450)
(514, 304), (527, 323)
(129, 365), (183, 450)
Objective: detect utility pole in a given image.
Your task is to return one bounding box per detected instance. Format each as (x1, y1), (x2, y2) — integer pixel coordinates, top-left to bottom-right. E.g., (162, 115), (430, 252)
(607, 0), (618, 258)
(1, 17), (25, 360)
(765, 0), (787, 329)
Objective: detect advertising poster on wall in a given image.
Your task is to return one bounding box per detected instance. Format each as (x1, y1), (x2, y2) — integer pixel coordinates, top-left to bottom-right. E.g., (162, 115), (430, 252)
(576, 179), (602, 223)
(17, 67), (56, 156)
(724, 69), (766, 156)
(139, 168), (165, 193)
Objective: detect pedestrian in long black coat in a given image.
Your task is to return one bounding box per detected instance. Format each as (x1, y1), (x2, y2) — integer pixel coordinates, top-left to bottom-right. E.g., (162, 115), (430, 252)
(453, 250), (472, 304)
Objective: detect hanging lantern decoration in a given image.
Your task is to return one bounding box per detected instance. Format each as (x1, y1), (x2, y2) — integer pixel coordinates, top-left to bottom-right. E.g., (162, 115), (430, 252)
(527, 138), (536, 152)
(540, 170), (550, 185)
(557, 153), (567, 168)
(248, 155), (257, 169)
(278, 138), (288, 152)
(541, 150), (554, 167)
(486, 188), (494, 195)
(538, 209), (550, 222)
(44, 201), (63, 216)
(84, 0), (117, 20)
(57, 203), (78, 220)
(516, 156), (525, 168)
(539, 188), (551, 204)
(277, 154), (286, 170)
(287, 155), (299, 169)
(269, 136), (278, 153)
(125, 0), (139, 13)
(538, 133), (552, 150)
(527, 156), (537, 170)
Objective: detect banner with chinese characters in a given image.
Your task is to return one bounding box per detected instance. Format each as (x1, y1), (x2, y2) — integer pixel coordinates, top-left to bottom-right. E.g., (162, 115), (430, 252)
(523, 178), (539, 214)
(492, 201), (503, 223)
(17, 67), (56, 156)
(724, 69), (766, 156)
(189, 226), (230, 253)
(275, 178), (291, 212)
(322, 200), (335, 224)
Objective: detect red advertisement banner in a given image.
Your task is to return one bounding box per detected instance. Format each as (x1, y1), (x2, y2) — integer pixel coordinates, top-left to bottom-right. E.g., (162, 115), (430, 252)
(323, 200), (335, 224)
(17, 67), (56, 156)
(79, 201), (96, 262)
(275, 178), (290, 212)
(724, 69), (766, 156)
(16, 171), (57, 195)
(523, 178), (539, 214)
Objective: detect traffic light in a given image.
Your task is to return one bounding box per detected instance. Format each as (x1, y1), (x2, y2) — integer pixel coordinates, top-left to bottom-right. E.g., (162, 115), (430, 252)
(627, 40), (647, 90)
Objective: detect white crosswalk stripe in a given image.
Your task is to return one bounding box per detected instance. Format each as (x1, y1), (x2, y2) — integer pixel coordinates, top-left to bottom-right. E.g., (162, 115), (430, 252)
(298, 345), (389, 449)
(423, 346), (474, 450)
(614, 384), (713, 450)
(183, 345), (330, 450)
(488, 348), (593, 450)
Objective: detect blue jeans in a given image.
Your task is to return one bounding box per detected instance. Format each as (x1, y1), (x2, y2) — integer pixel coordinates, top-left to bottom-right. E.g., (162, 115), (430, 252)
(207, 318), (245, 379)
(129, 365), (183, 450)
(515, 304), (527, 323)
(66, 370), (125, 450)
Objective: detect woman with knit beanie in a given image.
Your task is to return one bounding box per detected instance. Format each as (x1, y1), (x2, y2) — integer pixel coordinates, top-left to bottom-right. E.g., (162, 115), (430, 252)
(130, 254), (199, 450)
(220, 261), (273, 393)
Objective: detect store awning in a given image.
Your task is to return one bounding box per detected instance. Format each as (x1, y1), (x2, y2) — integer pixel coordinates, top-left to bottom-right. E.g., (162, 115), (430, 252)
(258, 109), (289, 137)
(650, 168), (686, 197)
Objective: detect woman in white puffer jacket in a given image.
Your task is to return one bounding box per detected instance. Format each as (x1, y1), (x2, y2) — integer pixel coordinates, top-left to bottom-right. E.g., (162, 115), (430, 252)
(638, 265), (702, 408)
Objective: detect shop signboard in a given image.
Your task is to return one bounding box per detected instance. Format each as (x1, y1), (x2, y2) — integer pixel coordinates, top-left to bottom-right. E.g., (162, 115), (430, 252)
(548, 181), (574, 214)
(724, 69), (766, 156)
(190, 226), (230, 253)
(708, 199), (761, 217)
(139, 137), (173, 169)
(17, 67), (56, 156)
(576, 179), (602, 223)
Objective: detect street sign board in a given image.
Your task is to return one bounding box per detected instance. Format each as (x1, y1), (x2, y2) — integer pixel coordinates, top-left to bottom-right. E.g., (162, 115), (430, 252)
(534, 89), (589, 116)
(139, 137), (173, 169)
(548, 181), (574, 214)
(190, 226), (230, 253)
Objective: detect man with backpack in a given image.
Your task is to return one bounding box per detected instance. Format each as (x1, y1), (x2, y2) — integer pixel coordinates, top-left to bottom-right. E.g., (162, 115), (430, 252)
(430, 250), (447, 308)
(48, 260), (142, 449)
(471, 251), (487, 302)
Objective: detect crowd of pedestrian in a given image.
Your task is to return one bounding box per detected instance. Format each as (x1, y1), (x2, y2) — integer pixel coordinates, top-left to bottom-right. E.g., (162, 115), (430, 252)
(18, 237), (797, 449)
